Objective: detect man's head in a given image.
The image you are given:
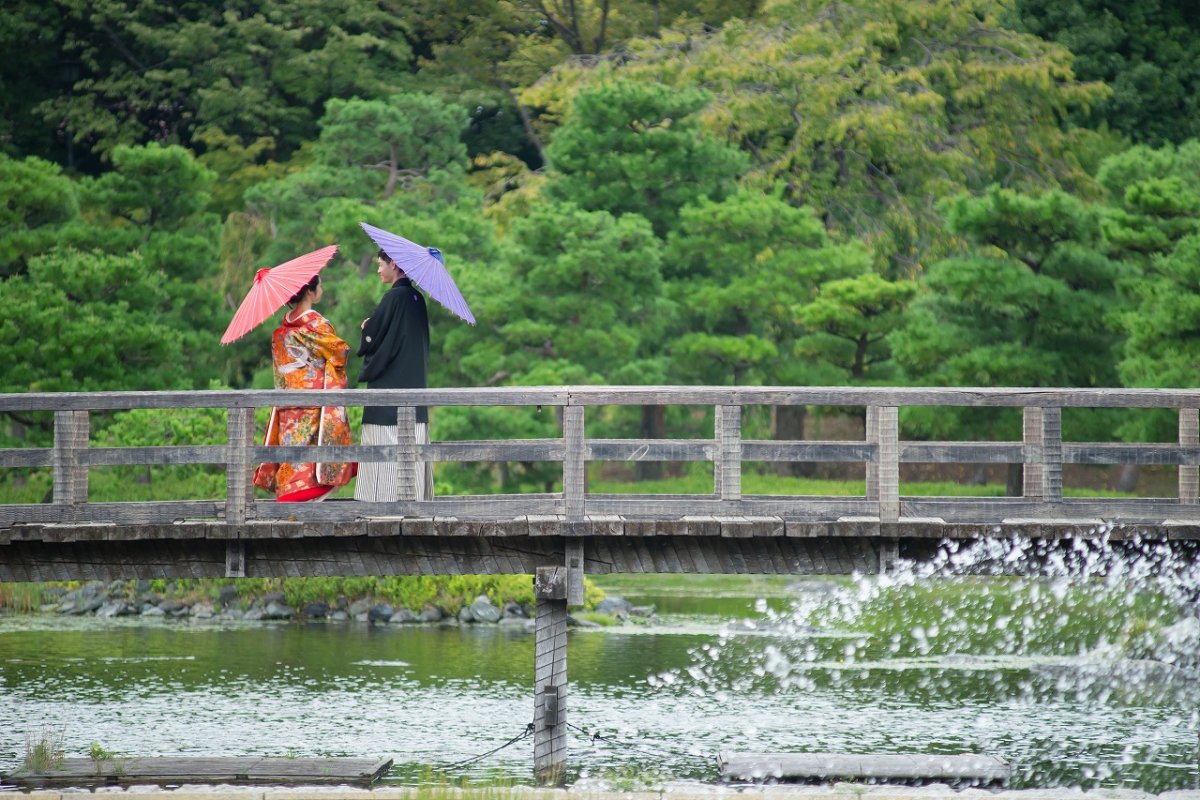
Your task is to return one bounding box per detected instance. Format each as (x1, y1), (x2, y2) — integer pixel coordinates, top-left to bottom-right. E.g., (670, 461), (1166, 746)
(376, 249), (405, 283)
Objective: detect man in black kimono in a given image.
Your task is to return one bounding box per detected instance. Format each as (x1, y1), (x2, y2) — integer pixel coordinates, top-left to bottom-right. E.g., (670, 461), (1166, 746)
(354, 250), (432, 500)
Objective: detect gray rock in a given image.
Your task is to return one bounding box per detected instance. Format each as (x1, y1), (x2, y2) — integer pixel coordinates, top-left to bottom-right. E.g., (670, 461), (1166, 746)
(367, 603), (394, 623)
(106, 580), (127, 598)
(40, 586), (66, 601)
(141, 604), (166, 617)
(96, 601), (131, 618)
(330, 610), (349, 622)
(389, 608), (418, 624)
(134, 579), (151, 594)
(262, 601), (294, 620)
(158, 598), (186, 614)
(262, 590), (286, 606)
(630, 604), (656, 618)
(218, 608), (244, 620)
(418, 604), (442, 623)
(502, 602), (526, 619)
(469, 595), (501, 623)
(300, 601), (330, 619)
(216, 585), (239, 608)
(191, 603), (215, 619)
(242, 607), (265, 621)
(348, 598), (373, 617)
(354, 612), (369, 623)
(71, 595), (104, 615)
(458, 606), (474, 623)
(595, 596), (634, 615)
(499, 616), (532, 627)
(567, 614), (601, 629)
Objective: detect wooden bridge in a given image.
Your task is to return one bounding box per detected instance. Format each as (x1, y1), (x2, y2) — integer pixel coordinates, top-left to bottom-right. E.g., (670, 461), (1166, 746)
(3, 386), (1199, 584)
(4, 385), (1200, 783)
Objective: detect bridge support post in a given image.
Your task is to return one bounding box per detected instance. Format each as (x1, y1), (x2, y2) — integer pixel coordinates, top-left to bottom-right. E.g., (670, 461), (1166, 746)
(533, 566), (568, 786)
(1180, 409), (1198, 504)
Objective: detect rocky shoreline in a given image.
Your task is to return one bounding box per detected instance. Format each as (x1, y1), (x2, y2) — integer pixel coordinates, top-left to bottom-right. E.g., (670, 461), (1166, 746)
(16, 581), (656, 629)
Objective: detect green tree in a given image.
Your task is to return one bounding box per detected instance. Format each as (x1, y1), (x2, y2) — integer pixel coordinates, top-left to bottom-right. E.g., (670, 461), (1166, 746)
(665, 190), (864, 386)
(890, 187), (1126, 490)
(63, 143), (225, 385)
(0, 154), (78, 277)
(543, 80), (748, 237)
(794, 272), (917, 384)
(1103, 141), (1200, 441)
(664, 189), (871, 474)
(0, 249), (187, 402)
(29, 0), (413, 167)
(1012, 0), (1200, 146)
(526, 0), (1107, 273)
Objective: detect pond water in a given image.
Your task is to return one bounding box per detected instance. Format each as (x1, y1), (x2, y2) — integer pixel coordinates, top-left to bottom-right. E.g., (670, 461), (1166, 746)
(1, 574), (1197, 790)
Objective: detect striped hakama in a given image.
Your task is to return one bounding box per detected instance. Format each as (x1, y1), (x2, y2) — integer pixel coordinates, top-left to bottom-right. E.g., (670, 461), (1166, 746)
(353, 423), (433, 501)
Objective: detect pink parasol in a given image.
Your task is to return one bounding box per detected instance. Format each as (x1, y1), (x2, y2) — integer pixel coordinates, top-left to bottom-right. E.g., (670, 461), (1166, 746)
(221, 245), (339, 344)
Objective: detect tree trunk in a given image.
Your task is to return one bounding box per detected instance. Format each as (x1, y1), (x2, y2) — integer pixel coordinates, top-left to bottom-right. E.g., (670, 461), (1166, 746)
(773, 405), (815, 477)
(1116, 463), (1140, 493)
(635, 404), (665, 481)
(1006, 463), (1023, 497)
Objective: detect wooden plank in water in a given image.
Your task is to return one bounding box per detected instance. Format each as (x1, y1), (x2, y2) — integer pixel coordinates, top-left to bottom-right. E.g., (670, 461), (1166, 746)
(3, 757), (393, 788)
(718, 752), (1010, 785)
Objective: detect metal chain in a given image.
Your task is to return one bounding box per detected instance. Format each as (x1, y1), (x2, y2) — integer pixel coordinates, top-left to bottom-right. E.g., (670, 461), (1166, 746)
(565, 722), (683, 760)
(439, 722), (535, 770)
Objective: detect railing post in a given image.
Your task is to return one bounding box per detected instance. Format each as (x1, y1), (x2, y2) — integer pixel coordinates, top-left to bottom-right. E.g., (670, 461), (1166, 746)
(1028, 407), (1063, 502)
(396, 405), (418, 504)
(866, 406), (879, 502)
(867, 406), (899, 522)
(563, 405), (585, 519)
(225, 407), (254, 525)
(1044, 407), (1063, 501)
(1023, 407), (1044, 499)
(533, 566), (568, 785)
(1181, 408), (1198, 504)
(53, 409), (89, 506)
(714, 405), (741, 501)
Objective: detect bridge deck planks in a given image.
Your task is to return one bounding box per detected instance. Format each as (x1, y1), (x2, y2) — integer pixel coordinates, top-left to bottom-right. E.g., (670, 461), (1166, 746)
(3, 757), (393, 788)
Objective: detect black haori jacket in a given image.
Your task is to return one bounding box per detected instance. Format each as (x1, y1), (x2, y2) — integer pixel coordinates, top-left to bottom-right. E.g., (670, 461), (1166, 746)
(358, 278), (430, 425)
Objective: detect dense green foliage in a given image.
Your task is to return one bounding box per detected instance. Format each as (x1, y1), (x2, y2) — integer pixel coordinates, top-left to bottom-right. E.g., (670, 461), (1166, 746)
(3, 0), (1200, 498)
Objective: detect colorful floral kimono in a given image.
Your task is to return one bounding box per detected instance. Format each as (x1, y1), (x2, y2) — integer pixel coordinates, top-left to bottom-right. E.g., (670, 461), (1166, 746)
(252, 309), (354, 502)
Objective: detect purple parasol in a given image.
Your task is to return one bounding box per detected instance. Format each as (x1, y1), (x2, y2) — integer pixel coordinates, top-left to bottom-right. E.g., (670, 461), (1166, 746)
(360, 222), (476, 325)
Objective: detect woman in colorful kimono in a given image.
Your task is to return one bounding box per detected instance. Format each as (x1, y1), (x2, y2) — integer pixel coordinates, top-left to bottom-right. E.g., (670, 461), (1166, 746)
(253, 274), (355, 502)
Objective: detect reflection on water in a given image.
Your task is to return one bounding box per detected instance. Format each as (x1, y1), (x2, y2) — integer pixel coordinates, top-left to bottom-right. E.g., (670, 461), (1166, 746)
(0, 575), (1197, 790)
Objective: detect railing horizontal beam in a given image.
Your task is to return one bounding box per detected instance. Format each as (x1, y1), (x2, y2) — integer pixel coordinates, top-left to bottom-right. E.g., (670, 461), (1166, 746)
(743, 441), (877, 463)
(10, 386), (1200, 413)
(11, 441), (1200, 471)
(587, 439), (713, 461)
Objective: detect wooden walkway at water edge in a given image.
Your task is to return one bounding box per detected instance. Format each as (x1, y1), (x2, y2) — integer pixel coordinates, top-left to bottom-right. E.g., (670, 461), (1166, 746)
(1, 757), (393, 789)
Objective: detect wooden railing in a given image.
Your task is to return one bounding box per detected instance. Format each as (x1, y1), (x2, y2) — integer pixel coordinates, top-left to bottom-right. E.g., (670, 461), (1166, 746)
(3, 386), (1200, 528)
